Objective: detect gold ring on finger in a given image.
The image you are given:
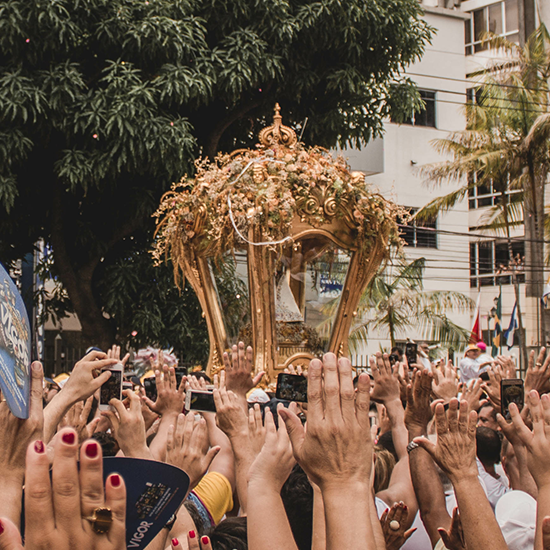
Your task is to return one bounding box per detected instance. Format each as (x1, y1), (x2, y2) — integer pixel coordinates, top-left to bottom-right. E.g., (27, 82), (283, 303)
(83, 506), (113, 534)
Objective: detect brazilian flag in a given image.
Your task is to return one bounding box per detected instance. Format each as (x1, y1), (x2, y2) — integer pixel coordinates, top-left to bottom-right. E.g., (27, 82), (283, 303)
(492, 291), (502, 357)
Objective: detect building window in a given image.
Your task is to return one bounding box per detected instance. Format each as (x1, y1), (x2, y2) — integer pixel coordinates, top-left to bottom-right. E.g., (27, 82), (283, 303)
(465, 0), (519, 55)
(399, 90), (436, 128)
(400, 209), (437, 249)
(468, 172), (497, 209)
(470, 239), (525, 288)
(467, 171), (522, 210)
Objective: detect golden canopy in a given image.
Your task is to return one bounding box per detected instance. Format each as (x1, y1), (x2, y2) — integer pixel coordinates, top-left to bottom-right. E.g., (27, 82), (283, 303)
(153, 104), (402, 383)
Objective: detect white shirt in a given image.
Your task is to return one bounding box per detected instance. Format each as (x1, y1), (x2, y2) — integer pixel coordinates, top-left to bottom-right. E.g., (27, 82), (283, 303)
(459, 356), (484, 384)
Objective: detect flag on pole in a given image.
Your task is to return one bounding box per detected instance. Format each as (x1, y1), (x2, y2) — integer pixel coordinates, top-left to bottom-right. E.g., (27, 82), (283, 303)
(503, 301), (517, 349)
(491, 290), (502, 357)
(470, 293), (482, 344)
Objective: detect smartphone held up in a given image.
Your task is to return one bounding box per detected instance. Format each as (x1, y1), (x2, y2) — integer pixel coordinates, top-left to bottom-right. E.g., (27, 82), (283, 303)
(99, 363), (124, 410)
(185, 389), (216, 413)
(276, 373), (308, 403)
(500, 378), (524, 419)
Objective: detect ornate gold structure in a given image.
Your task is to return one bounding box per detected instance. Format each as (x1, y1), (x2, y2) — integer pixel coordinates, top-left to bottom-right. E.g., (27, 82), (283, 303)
(154, 104), (402, 382)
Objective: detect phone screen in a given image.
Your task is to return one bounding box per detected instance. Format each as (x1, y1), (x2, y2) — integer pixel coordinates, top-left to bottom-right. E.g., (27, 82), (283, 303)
(276, 373), (308, 403)
(405, 343), (417, 367)
(189, 391), (216, 412)
(501, 379), (524, 418)
(143, 378), (157, 401)
(100, 370), (122, 405)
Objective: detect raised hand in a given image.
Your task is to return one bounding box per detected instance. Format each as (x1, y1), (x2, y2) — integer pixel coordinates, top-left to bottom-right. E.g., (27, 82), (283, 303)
(380, 502), (416, 550)
(62, 350), (118, 403)
(248, 404), (267, 455)
(481, 366), (502, 410)
(497, 391), (550, 489)
(461, 378), (483, 412)
(166, 413), (220, 491)
(0, 429), (126, 550)
(101, 390), (151, 459)
(59, 396), (94, 443)
(495, 355), (517, 379)
(404, 369), (434, 436)
(370, 352), (400, 404)
(213, 387), (248, 439)
(106, 344), (130, 368)
(432, 362), (458, 403)
(414, 399), (478, 482)
(223, 342), (264, 398)
(438, 507), (466, 550)
(279, 354), (372, 488)
(0, 362), (44, 528)
(248, 406), (296, 490)
(142, 365), (185, 415)
(279, 353), (375, 550)
(525, 348), (550, 395)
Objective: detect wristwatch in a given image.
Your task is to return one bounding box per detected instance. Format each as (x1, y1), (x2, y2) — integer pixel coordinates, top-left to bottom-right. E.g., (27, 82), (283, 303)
(406, 441), (420, 453)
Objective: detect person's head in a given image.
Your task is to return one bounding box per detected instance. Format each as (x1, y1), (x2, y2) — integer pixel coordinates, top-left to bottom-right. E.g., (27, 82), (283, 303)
(90, 431), (120, 457)
(373, 445), (396, 492)
(419, 342), (430, 357)
(465, 344), (481, 359)
(477, 341), (487, 353)
(390, 347), (403, 361)
(476, 426), (502, 466)
(477, 403), (499, 431)
(207, 517), (247, 550)
(280, 464), (313, 550)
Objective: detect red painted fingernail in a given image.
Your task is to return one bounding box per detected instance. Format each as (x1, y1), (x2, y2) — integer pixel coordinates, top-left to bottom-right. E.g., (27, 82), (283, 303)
(202, 536), (209, 544)
(189, 530), (196, 539)
(34, 440), (45, 454)
(0, 518), (4, 534)
(62, 432), (75, 445)
(110, 474), (121, 487)
(172, 539), (179, 547)
(85, 441), (99, 458)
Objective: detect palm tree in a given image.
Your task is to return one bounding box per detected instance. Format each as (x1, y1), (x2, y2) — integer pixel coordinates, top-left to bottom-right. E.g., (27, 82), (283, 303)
(347, 257), (473, 351)
(416, 25), (550, 366)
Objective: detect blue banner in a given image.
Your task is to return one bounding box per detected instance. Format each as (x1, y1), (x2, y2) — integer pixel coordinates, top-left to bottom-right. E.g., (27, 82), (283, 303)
(0, 263), (31, 419)
(103, 457), (190, 549)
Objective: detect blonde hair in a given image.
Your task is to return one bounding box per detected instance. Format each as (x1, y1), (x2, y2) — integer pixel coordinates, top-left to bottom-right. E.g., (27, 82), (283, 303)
(374, 445), (396, 493)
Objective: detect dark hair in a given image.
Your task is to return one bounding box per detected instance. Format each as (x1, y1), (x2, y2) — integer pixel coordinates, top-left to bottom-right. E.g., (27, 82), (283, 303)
(476, 426), (502, 465)
(280, 464), (313, 550)
(391, 347), (403, 357)
(91, 431), (119, 457)
(207, 517), (247, 550)
(377, 430), (398, 463)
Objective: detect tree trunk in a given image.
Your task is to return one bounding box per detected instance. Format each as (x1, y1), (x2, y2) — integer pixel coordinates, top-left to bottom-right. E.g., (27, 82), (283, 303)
(524, 156), (547, 346)
(502, 192), (529, 371)
(51, 182), (115, 350)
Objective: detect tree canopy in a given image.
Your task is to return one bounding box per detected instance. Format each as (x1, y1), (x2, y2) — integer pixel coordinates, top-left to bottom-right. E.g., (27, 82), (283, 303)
(0, 0), (433, 351)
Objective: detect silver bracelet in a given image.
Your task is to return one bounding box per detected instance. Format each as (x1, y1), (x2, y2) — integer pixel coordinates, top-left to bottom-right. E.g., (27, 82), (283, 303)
(407, 441), (420, 453)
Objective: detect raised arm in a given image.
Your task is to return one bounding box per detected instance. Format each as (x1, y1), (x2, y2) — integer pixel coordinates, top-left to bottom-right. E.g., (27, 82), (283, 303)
(404, 368), (451, 547)
(0, 361), (44, 529)
(247, 406), (298, 550)
(415, 399), (508, 550)
(280, 354), (376, 550)
(497, 391), (550, 550)
(43, 351), (117, 443)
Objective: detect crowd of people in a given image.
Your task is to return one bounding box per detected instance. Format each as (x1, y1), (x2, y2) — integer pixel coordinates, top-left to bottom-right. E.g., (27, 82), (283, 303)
(1, 339), (550, 550)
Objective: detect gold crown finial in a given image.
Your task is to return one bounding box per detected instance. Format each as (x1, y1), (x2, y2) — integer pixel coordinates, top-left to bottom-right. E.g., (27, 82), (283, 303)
(258, 103), (297, 148)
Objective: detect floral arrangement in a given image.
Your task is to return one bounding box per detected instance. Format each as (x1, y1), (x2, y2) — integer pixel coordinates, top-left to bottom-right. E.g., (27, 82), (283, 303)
(133, 346), (178, 373)
(153, 140), (404, 284)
